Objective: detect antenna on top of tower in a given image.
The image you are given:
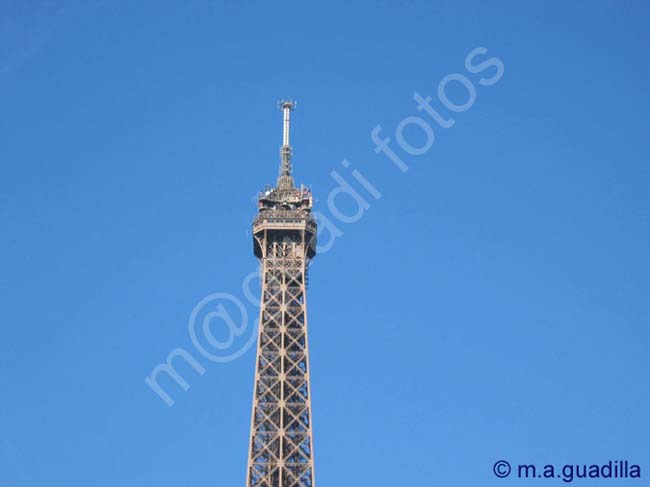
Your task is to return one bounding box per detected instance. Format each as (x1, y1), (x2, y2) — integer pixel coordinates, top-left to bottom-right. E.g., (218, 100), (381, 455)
(277, 99), (296, 190)
(278, 99), (296, 145)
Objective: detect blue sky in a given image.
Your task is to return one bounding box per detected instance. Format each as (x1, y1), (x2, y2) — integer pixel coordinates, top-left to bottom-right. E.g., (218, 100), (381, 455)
(1, 1), (649, 486)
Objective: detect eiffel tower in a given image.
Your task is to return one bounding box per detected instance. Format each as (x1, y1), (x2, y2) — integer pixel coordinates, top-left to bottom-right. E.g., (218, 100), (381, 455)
(246, 101), (318, 487)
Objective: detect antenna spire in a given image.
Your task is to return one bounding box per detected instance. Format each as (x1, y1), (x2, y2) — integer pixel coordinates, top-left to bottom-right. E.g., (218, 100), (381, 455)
(277, 100), (296, 190)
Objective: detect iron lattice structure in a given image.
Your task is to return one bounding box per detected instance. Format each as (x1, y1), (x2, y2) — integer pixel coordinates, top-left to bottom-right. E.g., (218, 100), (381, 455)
(246, 101), (318, 487)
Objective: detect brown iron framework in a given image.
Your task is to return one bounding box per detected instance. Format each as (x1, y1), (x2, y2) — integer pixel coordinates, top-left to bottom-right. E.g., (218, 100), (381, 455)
(246, 101), (318, 487)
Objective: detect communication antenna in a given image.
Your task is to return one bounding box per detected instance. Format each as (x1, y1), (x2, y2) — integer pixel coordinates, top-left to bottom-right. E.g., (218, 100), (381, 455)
(277, 100), (296, 190)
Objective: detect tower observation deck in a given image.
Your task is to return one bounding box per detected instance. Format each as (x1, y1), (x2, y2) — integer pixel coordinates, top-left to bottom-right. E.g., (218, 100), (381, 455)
(246, 101), (318, 487)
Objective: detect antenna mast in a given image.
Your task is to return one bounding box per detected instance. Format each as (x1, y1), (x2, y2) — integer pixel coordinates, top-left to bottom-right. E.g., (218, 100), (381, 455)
(277, 100), (296, 191)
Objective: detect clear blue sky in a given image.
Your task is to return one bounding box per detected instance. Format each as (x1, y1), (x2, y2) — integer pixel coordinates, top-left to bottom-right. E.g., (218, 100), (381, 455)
(1, 1), (649, 486)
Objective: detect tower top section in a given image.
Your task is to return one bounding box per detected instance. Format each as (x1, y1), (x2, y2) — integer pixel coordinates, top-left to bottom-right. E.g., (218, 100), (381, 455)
(254, 100), (316, 259)
(257, 100), (312, 208)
